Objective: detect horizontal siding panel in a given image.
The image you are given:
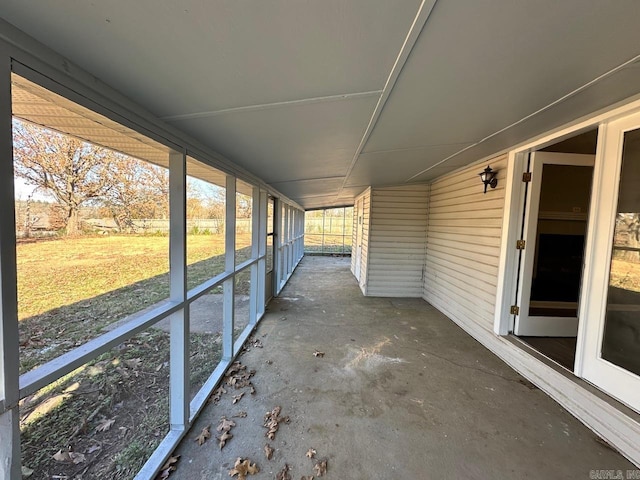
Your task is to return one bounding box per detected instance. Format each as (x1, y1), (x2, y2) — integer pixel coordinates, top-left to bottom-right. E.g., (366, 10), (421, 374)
(425, 287), (494, 331)
(427, 237), (500, 257)
(367, 230), (428, 240)
(430, 245), (498, 272)
(426, 224), (502, 238)
(425, 255), (498, 288)
(428, 217), (502, 228)
(424, 267), (495, 299)
(365, 184), (428, 298)
(427, 244), (500, 274)
(428, 208), (504, 220)
(424, 155), (507, 333)
(369, 276), (423, 285)
(424, 273), (495, 317)
(426, 230), (502, 248)
(426, 198), (505, 213)
(372, 195), (427, 204)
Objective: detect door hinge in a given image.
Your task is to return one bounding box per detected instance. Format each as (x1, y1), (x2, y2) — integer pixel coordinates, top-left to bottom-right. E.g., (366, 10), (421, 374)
(522, 172), (532, 182)
(516, 239), (526, 250)
(510, 305), (520, 315)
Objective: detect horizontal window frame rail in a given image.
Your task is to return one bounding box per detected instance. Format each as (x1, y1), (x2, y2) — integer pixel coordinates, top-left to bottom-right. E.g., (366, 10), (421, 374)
(16, 300), (182, 404)
(235, 256), (259, 274)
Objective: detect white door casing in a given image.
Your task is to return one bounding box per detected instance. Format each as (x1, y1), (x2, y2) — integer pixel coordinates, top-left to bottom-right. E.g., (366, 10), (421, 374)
(354, 197), (363, 281)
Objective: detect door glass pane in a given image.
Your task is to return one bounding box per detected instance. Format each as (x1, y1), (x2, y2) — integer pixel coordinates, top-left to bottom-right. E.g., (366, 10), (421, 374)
(602, 127), (640, 376)
(528, 164), (592, 317)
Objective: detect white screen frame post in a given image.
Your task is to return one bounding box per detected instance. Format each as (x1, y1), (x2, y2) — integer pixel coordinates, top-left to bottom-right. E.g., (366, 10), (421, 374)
(0, 44), (21, 479)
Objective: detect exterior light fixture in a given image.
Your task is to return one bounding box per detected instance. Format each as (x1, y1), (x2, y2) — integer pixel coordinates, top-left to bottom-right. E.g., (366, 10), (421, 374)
(479, 166), (498, 193)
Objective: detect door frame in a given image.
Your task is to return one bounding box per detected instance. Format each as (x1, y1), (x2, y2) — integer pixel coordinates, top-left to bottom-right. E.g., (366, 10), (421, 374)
(354, 196), (363, 281)
(514, 152), (595, 337)
(495, 101), (640, 412)
(575, 114), (640, 411)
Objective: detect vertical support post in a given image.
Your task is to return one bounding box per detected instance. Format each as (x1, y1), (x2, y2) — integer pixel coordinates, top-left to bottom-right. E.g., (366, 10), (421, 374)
(169, 150), (189, 430)
(223, 176), (236, 359)
(249, 186), (260, 326)
(257, 191), (267, 319)
(273, 199), (282, 293)
(282, 204), (286, 280)
(342, 207), (346, 254)
(0, 48), (21, 480)
(284, 205), (290, 276)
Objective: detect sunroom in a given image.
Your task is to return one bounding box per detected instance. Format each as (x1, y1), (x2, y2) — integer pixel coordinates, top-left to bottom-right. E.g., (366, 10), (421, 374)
(1, 1), (640, 478)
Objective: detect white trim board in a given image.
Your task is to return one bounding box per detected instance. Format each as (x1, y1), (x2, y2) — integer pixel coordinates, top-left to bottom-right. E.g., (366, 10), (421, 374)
(443, 308), (640, 467)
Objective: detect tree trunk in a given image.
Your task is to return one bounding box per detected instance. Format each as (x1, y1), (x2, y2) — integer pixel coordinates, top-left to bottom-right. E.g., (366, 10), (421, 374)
(66, 208), (79, 236)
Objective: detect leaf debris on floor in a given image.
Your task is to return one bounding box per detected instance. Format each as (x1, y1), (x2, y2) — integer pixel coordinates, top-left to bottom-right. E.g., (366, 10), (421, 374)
(275, 463), (291, 480)
(263, 406), (290, 440)
(209, 385), (227, 404)
(228, 457), (259, 479)
(313, 458), (328, 477)
(195, 425), (211, 446)
(155, 454), (180, 479)
(264, 443), (274, 460)
(216, 417), (236, 450)
(312, 350), (325, 357)
(94, 417), (115, 433)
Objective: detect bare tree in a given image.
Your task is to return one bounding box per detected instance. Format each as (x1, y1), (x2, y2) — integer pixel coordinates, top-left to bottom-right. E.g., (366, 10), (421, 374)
(12, 120), (117, 235)
(101, 158), (170, 232)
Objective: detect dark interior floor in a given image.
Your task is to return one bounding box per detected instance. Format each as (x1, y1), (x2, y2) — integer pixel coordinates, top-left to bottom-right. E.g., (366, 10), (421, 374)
(520, 336), (577, 371)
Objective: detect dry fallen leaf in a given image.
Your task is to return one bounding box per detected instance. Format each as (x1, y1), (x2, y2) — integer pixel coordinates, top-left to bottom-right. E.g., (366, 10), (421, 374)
(209, 386), (227, 404)
(53, 449), (71, 463)
(217, 430), (233, 449)
(156, 455), (180, 479)
(264, 444), (274, 460)
(313, 350), (325, 358)
(53, 448), (86, 464)
(95, 417), (115, 433)
(233, 411), (247, 418)
(232, 392), (245, 404)
(195, 425), (211, 446)
(313, 458), (328, 477)
(217, 418), (236, 432)
(305, 448), (316, 459)
(301, 477), (314, 480)
(263, 406), (289, 440)
(229, 457), (259, 480)
(275, 463), (291, 480)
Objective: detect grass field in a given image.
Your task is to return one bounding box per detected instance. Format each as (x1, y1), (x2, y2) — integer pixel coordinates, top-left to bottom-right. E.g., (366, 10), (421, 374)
(16, 234), (249, 479)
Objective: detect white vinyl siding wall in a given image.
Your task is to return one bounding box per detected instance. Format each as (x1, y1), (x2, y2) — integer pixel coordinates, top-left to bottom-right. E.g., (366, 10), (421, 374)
(366, 185), (429, 297)
(352, 188), (371, 294)
(423, 155), (508, 331)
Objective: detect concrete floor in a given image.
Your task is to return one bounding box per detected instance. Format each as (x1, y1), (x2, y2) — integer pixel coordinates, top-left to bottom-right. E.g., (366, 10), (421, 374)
(170, 256), (636, 479)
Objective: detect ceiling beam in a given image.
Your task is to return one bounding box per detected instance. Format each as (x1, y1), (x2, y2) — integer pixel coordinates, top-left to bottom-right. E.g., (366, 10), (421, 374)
(336, 0), (438, 200)
(161, 90), (382, 121)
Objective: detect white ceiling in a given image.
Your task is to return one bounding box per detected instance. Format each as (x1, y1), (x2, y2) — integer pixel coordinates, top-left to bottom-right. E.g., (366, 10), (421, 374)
(2, 0), (640, 209)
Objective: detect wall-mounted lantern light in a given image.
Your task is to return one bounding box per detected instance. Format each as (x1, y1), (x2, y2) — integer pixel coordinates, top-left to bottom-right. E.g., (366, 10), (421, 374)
(479, 166), (498, 193)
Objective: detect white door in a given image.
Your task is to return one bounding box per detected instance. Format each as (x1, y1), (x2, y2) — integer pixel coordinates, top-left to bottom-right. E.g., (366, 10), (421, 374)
(514, 152), (595, 336)
(354, 198), (363, 280)
(578, 115), (640, 412)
